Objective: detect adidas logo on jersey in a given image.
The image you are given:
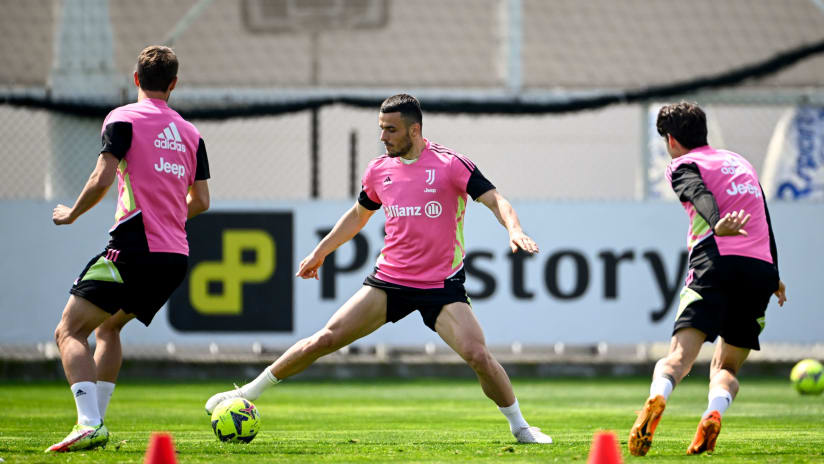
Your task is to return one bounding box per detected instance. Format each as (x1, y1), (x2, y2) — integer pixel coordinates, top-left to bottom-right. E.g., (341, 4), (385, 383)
(154, 122), (186, 152)
(383, 176), (392, 185)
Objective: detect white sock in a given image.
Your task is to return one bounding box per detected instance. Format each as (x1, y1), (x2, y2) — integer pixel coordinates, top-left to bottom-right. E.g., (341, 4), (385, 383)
(239, 366), (280, 400)
(71, 381), (101, 426)
(650, 376), (674, 400)
(97, 381), (116, 419)
(498, 399), (530, 434)
(703, 386), (733, 418)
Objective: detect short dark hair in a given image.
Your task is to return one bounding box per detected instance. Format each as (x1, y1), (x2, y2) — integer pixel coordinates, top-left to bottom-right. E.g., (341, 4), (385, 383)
(656, 102), (708, 149)
(380, 94), (422, 128)
(136, 45), (178, 92)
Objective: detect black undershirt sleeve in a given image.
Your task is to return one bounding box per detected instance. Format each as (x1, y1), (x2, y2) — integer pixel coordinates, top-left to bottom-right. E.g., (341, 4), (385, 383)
(670, 163), (721, 229)
(195, 138), (210, 181)
(358, 190), (381, 210)
(760, 183), (780, 277)
(465, 167), (495, 200)
(101, 121), (133, 160)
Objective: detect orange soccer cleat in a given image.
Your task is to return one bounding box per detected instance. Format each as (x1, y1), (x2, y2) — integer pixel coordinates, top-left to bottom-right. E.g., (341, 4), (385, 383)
(628, 395), (667, 456)
(686, 410), (721, 455)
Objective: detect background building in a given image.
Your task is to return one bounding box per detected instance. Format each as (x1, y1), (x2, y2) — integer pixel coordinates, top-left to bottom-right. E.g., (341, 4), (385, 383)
(1, 0), (822, 366)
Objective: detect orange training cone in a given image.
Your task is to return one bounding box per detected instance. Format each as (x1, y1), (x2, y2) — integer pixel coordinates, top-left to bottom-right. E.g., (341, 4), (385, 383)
(587, 430), (623, 464)
(144, 432), (178, 464)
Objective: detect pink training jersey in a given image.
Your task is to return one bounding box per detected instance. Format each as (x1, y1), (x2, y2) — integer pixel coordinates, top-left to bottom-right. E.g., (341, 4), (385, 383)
(101, 98), (209, 255)
(359, 140), (495, 289)
(666, 146), (772, 263)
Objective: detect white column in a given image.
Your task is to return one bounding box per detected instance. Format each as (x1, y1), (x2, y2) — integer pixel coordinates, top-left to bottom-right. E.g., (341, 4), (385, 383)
(499, 0), (523, 94)
(46, 0), (122, 200)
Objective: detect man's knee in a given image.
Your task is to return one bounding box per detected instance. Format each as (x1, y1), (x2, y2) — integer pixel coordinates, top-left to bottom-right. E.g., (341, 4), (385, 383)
(54, 318), (85, 350)
(306, 329), (339, 354)
(462, 344), (493, 372)
(54, 323), (65, 347)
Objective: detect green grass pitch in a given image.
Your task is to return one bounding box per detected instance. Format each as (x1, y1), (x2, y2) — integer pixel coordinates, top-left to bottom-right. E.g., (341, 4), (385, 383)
(1, 376), (822, 463)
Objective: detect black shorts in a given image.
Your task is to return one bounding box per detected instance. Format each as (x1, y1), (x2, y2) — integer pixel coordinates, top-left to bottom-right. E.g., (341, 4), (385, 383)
(70, 247), (188, 326)
(674, 252), (779, 350)
(363, 269), (471, 332)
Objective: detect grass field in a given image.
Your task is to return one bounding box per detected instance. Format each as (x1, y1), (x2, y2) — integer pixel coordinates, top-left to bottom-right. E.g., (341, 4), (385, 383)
(1, 376), (822, 463)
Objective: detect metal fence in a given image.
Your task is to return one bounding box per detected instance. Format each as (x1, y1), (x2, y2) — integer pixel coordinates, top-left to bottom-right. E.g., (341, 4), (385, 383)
(0, 101), (800, 201)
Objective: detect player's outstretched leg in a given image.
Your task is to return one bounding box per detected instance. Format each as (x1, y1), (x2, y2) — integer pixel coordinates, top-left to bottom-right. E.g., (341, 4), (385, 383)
(435, 302), (552, 444)
(205, 286), (387, 414)
(628, 394), (666, 456)
(686, 410), (721, 455)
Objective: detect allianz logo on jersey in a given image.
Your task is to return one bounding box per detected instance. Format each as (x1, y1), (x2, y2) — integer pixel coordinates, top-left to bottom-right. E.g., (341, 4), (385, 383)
(384, 201), (442, 218)
(154, 122), (187, 152)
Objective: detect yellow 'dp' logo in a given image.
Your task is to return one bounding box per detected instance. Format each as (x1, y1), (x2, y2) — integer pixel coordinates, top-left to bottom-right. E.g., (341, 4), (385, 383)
(189, 229), (275, 314)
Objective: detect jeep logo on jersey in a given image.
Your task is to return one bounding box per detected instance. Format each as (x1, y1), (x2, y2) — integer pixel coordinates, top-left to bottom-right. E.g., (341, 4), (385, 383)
(725, 181), (762, 198)
(154, 122), (187, 152)
(424, 201), (442, 218)
(154, 157), (186, 179)
(168, 212), (294, 332)
(425, 169), (435, 185)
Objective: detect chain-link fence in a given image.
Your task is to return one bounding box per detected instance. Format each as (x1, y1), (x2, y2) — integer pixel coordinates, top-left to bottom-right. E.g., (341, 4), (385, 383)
(0, 102), (801, 201)
(2, 0), (823, 201)
(5, 0), (824, 89)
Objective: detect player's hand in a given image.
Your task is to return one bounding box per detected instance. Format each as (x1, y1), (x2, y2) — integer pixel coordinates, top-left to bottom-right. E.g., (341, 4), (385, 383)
(774, 279), (787, 307)
(509, 230), (539, 254)
(713, 209), (750, 236)
(296, 251), (325, 280)
(52, 204), (75, 225)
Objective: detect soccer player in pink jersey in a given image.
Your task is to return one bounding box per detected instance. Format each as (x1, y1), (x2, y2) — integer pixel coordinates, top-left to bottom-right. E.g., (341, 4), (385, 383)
(628, 102), (787, 456)
(47, 46), (210, 452)
(206, 94), (552, 444)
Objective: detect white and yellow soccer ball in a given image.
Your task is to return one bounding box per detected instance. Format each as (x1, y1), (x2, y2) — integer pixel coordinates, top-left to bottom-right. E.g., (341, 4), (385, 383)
(790, 359), (824, 395)
(210, 398), (261, 443)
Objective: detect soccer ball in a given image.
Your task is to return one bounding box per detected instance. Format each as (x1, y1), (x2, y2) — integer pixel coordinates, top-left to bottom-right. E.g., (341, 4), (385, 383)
(210, 398), (261, 443)
(790, 359), (824, 395)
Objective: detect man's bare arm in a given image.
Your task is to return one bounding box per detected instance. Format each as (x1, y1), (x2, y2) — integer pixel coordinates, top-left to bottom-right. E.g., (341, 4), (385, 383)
(476, 189), (539, 254)
(187, 179), (210, 219)
(296, 203), (376, 279)
(53, 153), (118, 225)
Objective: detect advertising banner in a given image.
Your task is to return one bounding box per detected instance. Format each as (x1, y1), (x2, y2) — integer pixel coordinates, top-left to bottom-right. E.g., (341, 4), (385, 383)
(1, 200), (820, 346)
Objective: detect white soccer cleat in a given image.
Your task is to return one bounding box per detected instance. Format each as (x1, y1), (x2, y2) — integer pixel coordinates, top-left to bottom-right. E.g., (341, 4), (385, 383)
(205, 385), (245, 415)
(514, 426), (553, 444)
(45, 422), (109, 452)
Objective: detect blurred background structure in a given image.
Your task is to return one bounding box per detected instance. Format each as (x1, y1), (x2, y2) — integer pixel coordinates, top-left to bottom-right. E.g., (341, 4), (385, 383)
(1, 0), (823, 378)
(3, 0), (824, 201)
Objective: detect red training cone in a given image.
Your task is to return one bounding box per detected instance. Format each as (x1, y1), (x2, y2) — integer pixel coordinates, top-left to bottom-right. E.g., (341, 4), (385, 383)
(587, 431), (623, 464)
(144, 432), (178, 464)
